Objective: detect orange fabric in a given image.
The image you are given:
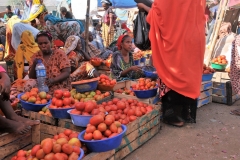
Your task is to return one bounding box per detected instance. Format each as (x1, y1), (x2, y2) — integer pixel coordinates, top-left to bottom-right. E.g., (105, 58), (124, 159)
(147, 0), (206, 99)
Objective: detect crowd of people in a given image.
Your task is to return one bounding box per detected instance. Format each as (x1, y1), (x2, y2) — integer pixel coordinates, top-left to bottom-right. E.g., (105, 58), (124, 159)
(0, 0), (209, 134)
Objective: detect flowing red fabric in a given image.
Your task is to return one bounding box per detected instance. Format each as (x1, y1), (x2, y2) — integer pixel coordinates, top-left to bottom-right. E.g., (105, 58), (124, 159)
(121, 23), (131, 32)
(147, 0), (206, 99)
(117, 35), (125, 50)
(53, 39), (64, 47)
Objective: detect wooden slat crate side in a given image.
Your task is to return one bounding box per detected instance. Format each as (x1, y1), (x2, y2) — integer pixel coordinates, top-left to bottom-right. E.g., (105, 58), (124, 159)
(0, 133), (32, 160)
(113, 92), (150, 104)
(21, 109), (57, 126)
(0, 133), (28, 147)
(113, 125), (160, 160)
(213, 94), (240, 105)
(199, 89), (212, 100)
(212, 88), (227, 96)
(213, 81), (228, 89)
(58, 119), (85, 132)
(117, 116), (160, 150)
(212, 72), (230, 82)
(197, 96), (212, 108)
(83, 150), (115, 160)
(3, 144), (33, 160)
(200, 81), (213, 92)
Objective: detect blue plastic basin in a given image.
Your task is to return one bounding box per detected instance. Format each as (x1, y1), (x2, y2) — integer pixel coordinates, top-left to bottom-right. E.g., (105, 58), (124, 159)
(78, 148), (84, 160)
(133, 87), (158, 99)
(134, 60), (140, 65)
(48, 107), (74, 119)
(202, 73), (214, 82)
(17, 93), (51, 112)
(140, 57), (146, 63)
(67, 109), (93, 127)
(72, 80), (98, 93)
(143, 69), (158, 80)
(78, 125), (127, 152)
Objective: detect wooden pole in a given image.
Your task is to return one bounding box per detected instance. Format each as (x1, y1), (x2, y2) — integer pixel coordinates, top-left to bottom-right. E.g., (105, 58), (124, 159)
(85, 0), (90, 54)
(207, 0), (229, 65)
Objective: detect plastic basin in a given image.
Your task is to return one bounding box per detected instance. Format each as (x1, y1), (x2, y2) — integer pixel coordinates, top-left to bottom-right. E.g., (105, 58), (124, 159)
(211, 63), (227, 70)
(17, 93), (51, 112)
(78, 125), (127, 152)
(140, 57), (146, 63)
(134, 60), (140, 65)
(72, 78), (99, 93)
(143, 70), (158, 80)
(48, 107), (74, 119)
(78, 148), (84, 160)
(133, 87), (158, 99)
(202, 73), (214, 82)
(67, 109), (93, 127)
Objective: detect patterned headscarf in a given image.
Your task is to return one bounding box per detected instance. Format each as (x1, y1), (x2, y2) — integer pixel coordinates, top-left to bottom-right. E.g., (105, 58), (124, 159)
(64, 35), (80, 55)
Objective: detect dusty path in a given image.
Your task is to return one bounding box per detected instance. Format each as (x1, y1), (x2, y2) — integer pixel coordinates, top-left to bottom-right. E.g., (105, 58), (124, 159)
(125, 101), (240, 160)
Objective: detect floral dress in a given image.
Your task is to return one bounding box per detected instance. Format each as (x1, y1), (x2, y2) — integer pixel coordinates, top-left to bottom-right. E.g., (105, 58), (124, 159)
(110, 51), (142, 81)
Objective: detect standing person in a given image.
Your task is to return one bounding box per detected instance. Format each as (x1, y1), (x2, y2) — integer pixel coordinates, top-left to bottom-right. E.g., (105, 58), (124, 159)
(137, 0), (205, 127)
(4, 6), (15, 22)
(98, 0), (115, 47)
(60, 7), (73, 19)
(14, 31), (40, 79)
(14, 8), (22, 19)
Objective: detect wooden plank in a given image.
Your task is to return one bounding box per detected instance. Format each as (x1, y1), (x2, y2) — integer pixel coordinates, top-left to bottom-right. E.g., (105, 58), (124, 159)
(3, 144), (33, 160)
(58, 119), (85, 132)
(83, 150), (115, 160)
(213, 81), (227, 89)
(213, 72), (230, 80)
(197, 96), (212, 108)
(213, 94), (240, 104)
(113, 92), (150, 104)
(118, 116), (159, 150)
(32, 124), (40, 145)
(0, 133), (27, 146)
(212, 88), (227, 96)
(199, 89), (212, 99)
(113, 125), (159, 160)
(21, 109), (57, 125)
(113, 81), (127, 91)
(200, 81), (213, 92)
(0, 133), (32, 159)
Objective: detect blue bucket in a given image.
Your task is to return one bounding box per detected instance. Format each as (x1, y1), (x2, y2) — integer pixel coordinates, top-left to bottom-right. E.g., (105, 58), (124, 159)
(202, 73), (214, 82)
(67, 109), (93, 127)
(133, 87), (158, 99)
(78, 125), (127, 152)
(17, 93), (51, 112)
(72, 79), (99, 93)
(140, 57), (146, 63)
(48, 107), (74, 119)
(78, 148), (84, 160)
(134, 60), (140, 65)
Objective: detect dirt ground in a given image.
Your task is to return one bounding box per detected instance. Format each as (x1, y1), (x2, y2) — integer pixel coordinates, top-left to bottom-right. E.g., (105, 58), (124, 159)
(125, 101), (240, 160)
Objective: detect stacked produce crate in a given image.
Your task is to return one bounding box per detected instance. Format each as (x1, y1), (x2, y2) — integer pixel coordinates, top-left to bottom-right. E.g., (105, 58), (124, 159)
(197, 81), (213, 108)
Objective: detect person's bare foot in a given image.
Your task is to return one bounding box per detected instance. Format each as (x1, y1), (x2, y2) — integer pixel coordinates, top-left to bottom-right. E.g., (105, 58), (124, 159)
(0, 117), (32, 134)
(9, 115), (40, 126)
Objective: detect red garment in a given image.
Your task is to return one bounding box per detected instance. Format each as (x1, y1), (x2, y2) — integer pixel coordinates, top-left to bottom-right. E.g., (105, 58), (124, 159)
(117, 35), (125, 50)
(0, 66), (6, 72)
(53, 39), (64, 47)
(121, 23), (131, 32)
(147, 0), (205, 99)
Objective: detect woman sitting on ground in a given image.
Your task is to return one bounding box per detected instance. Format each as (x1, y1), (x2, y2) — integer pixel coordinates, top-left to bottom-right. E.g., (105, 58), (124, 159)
(110, 35), (143, 81)
(15, 30), (40, 79)
(64, 35), (100, 82)
(29, 31), (71, 95)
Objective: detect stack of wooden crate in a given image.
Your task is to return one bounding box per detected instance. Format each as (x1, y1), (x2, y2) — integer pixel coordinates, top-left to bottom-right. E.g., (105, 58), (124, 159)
(198, 81), (213, 108)
(212, 72), (240, 105)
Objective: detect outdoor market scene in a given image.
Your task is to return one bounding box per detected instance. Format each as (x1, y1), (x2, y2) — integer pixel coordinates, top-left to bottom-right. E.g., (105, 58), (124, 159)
(0, 0), (240, 159)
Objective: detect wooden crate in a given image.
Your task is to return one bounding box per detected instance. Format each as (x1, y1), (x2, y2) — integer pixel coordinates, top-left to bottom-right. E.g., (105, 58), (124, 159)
(197, 81), (213, 108)
(58, 119), (85, 132)
(212, 72), (240, 105)
(113, 80), (152, 104)
(84, 104), (161, 160)
(21, 109), (58, 126)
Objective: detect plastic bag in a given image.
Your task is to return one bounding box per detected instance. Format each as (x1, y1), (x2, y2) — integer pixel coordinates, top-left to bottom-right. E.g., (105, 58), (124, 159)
(133, 11), (151, 51)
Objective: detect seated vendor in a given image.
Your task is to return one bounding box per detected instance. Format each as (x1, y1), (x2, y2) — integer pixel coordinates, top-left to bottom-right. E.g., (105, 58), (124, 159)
(0, 66), (39, 134)
(63, 35), (99, 82)
(28, 31), (71, 95)
(110, 35), (143, 81)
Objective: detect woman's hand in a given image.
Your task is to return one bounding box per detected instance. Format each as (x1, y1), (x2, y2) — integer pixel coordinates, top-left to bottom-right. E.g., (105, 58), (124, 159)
(130, 66), (142, 72)
(0, 72), (11, 101)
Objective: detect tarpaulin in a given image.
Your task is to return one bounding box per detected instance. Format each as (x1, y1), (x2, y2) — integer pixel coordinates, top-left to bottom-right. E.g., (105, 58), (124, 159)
(97, 0), (137, 8)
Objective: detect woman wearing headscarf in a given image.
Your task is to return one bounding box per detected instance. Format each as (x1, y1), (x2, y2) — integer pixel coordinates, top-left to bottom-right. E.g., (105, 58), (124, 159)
(43, 14), (84, 42)
(14, 8), (22, 19)
(137, 0), (205, 127)
(98, 0), (115, 47)
(64, 35), (99, 81)
(21, 0), (47, 23)
(14, 31), (40, 79)
(110, 35), (142, 81)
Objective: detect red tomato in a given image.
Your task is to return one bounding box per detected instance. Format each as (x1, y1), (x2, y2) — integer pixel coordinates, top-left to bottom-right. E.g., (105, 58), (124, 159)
(84, 133), (93, 140)
(51, 97), (57, 105)
(54, 90), (63, 99)
(63, 91), (71, 98)
(55, 99), (63, 108)
(85, 101), (94, 113)
(63, 98), (71, 106)
(75, 102), (85, 111)
(93, 130), (103, 140)
(117, 101), (126, 110)
(70, 109), (81, 115)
